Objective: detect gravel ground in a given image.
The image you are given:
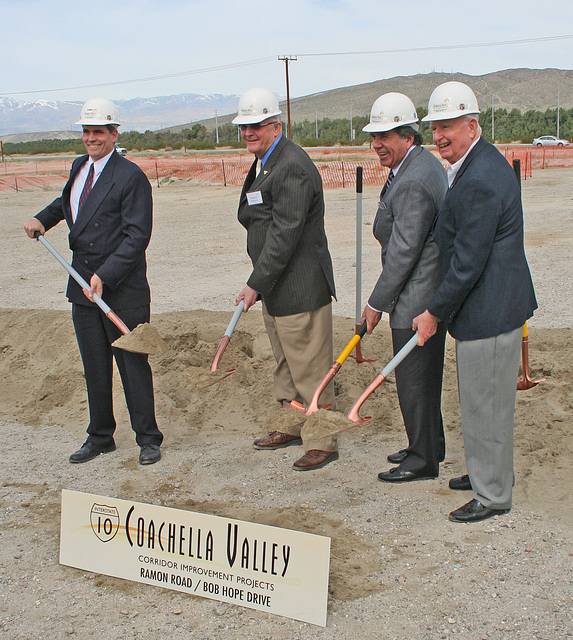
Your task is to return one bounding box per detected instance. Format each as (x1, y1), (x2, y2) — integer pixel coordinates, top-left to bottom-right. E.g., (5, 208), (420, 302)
(0, 165), (572, 639)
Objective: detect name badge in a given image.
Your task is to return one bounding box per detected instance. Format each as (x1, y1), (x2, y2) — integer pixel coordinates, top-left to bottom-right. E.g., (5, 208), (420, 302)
(247, 190), (263, 206)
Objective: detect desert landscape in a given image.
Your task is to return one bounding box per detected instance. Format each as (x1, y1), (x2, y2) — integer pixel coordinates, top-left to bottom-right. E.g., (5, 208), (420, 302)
(0, 163), (572, 639)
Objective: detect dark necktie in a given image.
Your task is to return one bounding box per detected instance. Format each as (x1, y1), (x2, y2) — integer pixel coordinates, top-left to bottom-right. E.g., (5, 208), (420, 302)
(78, 163), (94, 213)
(380, 170), (394, 198)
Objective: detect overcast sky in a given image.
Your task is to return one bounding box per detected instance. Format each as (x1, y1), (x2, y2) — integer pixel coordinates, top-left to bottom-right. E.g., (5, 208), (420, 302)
(2, 0), (572, 104)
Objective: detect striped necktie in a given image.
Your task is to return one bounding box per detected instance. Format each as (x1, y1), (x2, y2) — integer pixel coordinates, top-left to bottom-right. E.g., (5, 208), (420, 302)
(380, 170), (394, 198)
(78, 163), (94, 213)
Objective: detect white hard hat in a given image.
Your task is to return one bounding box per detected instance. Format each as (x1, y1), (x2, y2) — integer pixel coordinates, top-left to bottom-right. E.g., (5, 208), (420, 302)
(232, 87), (281, 125)
(76, 98), (121, 126)
(363, 92), (419, 133)
(422, 81), (480, 122)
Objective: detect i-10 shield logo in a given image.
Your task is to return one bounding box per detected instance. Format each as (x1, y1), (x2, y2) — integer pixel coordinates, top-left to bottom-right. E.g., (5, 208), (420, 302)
(90, 503), (120, 542)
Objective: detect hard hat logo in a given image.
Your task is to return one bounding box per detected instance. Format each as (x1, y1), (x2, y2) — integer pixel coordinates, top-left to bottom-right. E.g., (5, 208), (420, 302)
(459, 103), (467, 111)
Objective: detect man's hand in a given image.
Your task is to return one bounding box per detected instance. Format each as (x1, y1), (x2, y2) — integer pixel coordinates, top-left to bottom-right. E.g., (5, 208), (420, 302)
(235, 285), (259, 312)
(23, 219), (45, 239)
(412, 310), (439, 346)
(83, 273), (103, 302)
(360, 305), (382, 335)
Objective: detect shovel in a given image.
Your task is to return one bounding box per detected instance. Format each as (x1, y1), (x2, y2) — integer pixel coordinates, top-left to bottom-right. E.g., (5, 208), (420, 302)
(34, 232), (167, 355)
(347, 332), (419, 424)
(290, 321), (368, 416)
(210, 300), (244, 372)
(516, 322), (545, 390)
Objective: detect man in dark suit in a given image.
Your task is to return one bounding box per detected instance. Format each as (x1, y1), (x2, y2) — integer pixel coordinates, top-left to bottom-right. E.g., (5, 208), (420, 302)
(414, 82), (537, 522)
(24, 98), (163, 465)
(360, 93), (448, 483)
(232, 87), (337, 471)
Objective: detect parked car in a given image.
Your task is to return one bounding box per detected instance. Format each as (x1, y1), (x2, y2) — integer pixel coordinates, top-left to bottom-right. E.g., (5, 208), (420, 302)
(115, 144), (127, 156)
(532, 135), (570, 147)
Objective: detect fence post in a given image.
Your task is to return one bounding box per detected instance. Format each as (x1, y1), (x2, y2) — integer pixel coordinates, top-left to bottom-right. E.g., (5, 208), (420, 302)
(155, 159), (160, 188)
(15, 177), (18, 193)
(342, 160), (345, 188)
(221, 159), (227, 187)
(512, 158), (521, 189)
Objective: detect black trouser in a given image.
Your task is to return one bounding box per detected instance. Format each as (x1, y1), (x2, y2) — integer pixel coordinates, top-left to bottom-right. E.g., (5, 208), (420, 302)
(72, 303), (163, 447)
(391, 322), (447, 476)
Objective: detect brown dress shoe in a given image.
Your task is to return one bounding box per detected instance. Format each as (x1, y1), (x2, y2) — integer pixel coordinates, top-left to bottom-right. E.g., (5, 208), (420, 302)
(292, 450), (339, 471)
(253, 431), (302, 450)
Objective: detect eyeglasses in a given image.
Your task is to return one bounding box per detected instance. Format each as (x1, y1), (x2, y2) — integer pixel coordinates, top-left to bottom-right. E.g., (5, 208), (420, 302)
(238, 121), (279, 132)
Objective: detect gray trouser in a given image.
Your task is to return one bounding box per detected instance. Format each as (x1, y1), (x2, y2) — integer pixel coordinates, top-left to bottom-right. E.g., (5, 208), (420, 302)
(456, 326), (522, 509)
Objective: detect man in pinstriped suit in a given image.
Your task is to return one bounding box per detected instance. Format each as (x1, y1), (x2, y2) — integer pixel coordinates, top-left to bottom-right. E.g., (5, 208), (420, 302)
(232, 87), (338, 472)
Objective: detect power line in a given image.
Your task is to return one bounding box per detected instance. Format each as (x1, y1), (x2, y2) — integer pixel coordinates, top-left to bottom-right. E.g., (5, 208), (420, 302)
(295, 34), (573, 58)
(1, 34), (571, 97)
(0, 57), (275, 96)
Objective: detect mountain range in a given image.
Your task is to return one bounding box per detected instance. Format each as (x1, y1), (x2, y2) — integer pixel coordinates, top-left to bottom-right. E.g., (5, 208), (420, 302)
(2, 68), (572, 141)
(0, 93), (240, 139)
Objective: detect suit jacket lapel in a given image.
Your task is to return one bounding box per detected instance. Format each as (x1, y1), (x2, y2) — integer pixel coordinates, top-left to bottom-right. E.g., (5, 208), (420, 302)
(450, 136), (486, 189)
(70, 153), (116, 242)
(239, 135), (287, 204)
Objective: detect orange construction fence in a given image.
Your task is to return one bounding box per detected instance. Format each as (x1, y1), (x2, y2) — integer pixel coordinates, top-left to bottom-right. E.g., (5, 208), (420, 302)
(2, 146), (573, 192)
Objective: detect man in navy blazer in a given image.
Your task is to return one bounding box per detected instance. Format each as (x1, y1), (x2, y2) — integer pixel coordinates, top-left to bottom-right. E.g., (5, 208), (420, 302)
(232, 87), (338, 472)
(24, 98), (163, 465)
(414, 82), (537, 522)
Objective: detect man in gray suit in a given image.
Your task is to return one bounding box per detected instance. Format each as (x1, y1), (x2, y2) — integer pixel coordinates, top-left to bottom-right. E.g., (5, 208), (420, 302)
(414, 82), (537, 522)
(232, 87), (338, 471)
(360, 93), (448, 483)
(24, 98), (162, 466)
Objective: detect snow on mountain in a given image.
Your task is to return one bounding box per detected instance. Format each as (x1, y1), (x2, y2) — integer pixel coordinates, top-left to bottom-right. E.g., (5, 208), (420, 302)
(0, 94), (240, 136)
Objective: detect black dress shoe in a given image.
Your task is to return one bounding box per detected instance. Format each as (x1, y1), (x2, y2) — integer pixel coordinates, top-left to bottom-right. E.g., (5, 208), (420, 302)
(378, 467), (436, 483)
(387, 449), (446, 464)
(69, 440), (116, 464)
(448, 498), (510, 523)
(387, 449), (408, 464)
(449, 474), (472, 491)
(139, 444), (161, 465)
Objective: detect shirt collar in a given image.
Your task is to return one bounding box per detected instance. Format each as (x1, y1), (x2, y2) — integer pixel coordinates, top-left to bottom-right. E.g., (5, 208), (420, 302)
(391, 144), (415, 177)
(260, 134), (282, 168)
(447, 136), (480, 187)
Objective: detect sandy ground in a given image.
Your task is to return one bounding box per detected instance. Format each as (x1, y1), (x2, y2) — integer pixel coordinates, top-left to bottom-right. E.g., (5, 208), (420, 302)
(0, 166), (572, 639)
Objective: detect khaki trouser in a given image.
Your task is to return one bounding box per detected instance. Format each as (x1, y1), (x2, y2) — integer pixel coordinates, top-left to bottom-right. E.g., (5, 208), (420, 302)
(262, 303), (337, 452)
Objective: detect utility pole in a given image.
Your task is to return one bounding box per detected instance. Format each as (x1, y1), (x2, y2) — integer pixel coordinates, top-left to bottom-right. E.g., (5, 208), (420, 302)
(278, 55), (297, 139)
(557, 89), (560, 139)
(350, 106), (353, 143)
(214, 110), (219, 145)
(491, 95), (494, 143)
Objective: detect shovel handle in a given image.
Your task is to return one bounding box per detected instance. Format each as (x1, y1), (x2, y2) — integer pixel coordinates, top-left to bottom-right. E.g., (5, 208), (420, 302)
(225, 300), (244, 337)
(34, 231), (130, 335)
(347, 333), (419, 423)
(210, 300), (244, 371)
(335, 321), (367, 365)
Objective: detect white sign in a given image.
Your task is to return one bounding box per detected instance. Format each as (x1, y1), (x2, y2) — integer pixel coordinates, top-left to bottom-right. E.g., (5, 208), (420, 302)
(60, 490), (331, 626)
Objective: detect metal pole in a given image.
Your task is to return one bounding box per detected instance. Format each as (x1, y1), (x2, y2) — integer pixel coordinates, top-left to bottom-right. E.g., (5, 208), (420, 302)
(214, 110), (219, 145)
(355, 166), (363, 324)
